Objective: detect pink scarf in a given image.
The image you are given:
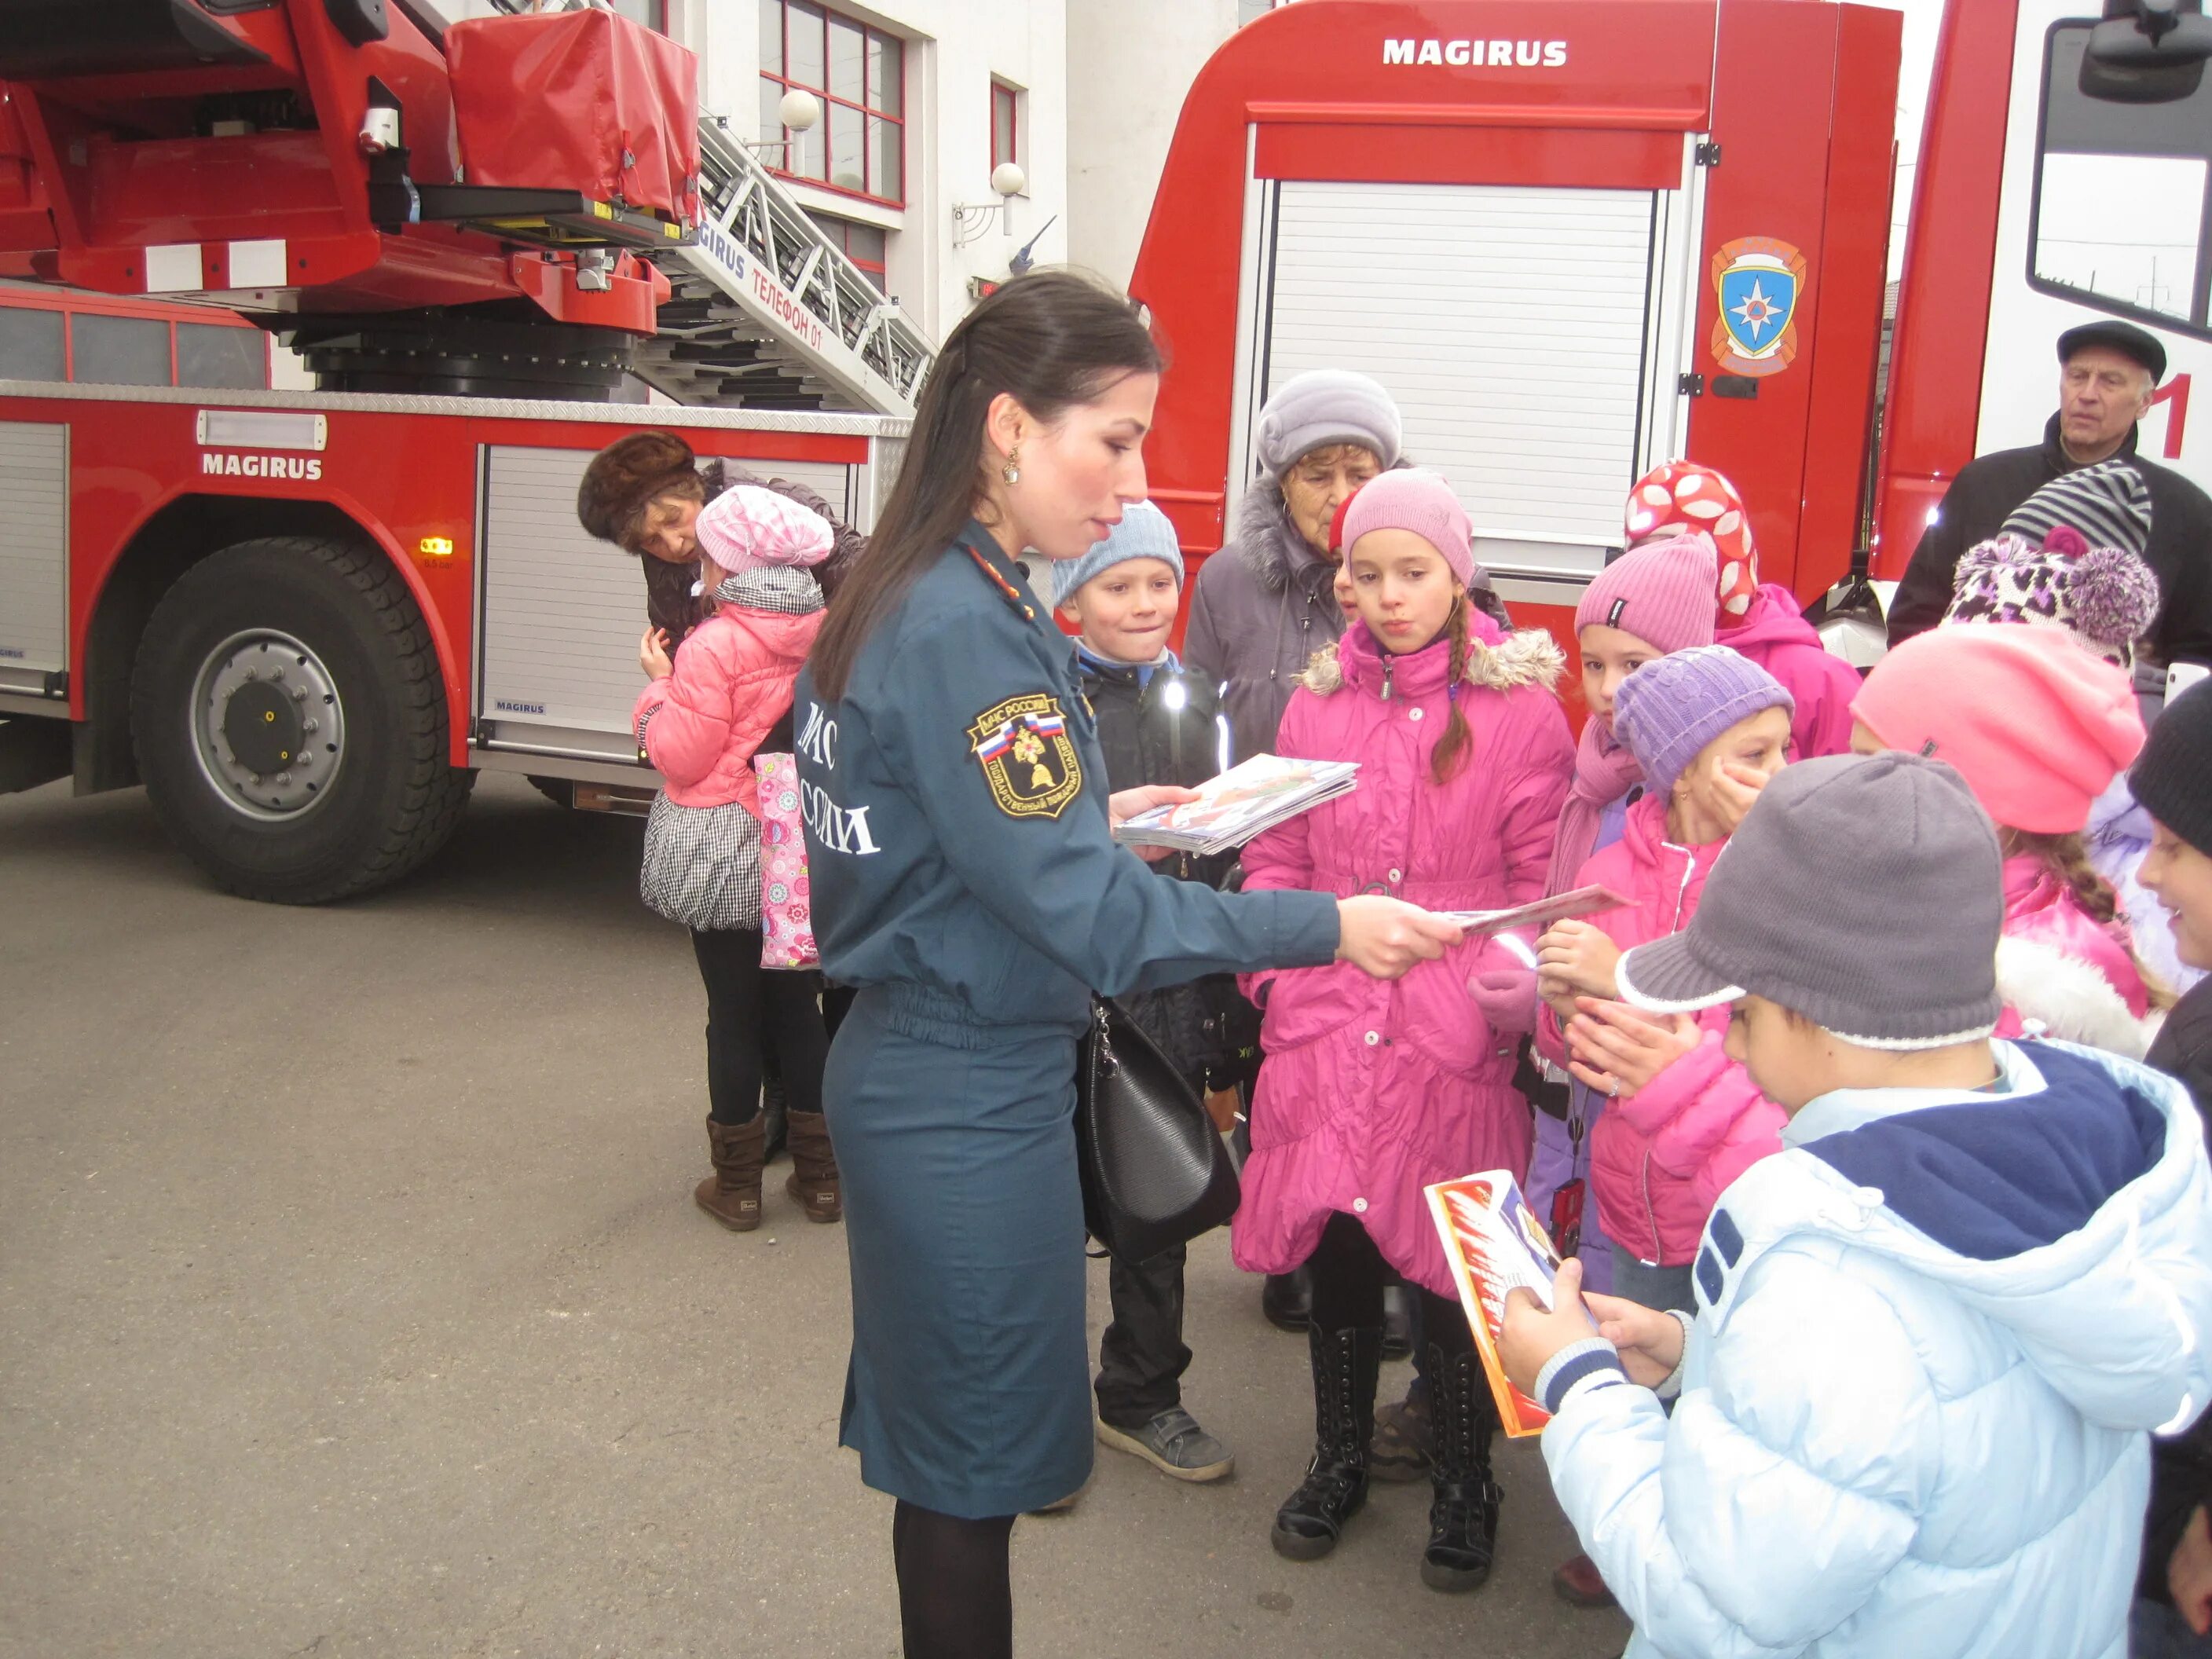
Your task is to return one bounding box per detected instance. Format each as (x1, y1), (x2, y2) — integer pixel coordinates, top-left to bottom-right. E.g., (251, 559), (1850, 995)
(1546, 716), (1646, 895)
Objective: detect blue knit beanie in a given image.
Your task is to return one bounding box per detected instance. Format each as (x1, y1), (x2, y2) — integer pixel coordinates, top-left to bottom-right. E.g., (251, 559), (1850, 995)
(1052, 500), (1184, 606)
(1612, 645), (1795, 796)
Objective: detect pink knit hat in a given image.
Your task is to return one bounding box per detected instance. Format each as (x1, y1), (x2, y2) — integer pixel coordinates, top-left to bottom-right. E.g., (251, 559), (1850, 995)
(1850, 624), (2144, 834)
(695, 484), (834, 573)
(1574, 533), (1721, 656)
(1339, 468), (1474, 585)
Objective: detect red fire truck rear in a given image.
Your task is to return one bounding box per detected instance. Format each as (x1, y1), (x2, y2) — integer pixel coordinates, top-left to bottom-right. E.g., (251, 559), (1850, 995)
(2, 0), (2206, 902)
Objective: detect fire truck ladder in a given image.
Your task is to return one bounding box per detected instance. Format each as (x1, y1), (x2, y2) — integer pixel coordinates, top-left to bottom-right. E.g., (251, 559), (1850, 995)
(637, 117), (933, 415)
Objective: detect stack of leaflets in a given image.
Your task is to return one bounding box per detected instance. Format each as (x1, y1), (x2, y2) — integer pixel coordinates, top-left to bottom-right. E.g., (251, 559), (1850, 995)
(1111, 753), (1360, 857)
(1426, 1170), (1567, 1438)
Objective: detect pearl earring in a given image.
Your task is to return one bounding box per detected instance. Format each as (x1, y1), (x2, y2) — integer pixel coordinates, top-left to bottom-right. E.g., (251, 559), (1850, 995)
(1002, 445), (1021, 485)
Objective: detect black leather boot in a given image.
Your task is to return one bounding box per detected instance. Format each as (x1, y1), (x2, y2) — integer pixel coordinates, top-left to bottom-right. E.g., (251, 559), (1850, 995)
(1262, 1266), (1313, 1333)
(1270, 1324), (1381, 1562)
(1421, 1339), (1503, 1591)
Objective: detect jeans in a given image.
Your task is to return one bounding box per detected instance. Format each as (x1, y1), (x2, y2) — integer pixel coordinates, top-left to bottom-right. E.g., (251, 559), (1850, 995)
(1094, 1243), (1190, 1429)
(1610, 1246), (1697, 1317)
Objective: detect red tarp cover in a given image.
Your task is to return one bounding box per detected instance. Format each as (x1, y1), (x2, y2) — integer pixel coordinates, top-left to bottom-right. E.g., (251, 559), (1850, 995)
(445, 10), (698, 219)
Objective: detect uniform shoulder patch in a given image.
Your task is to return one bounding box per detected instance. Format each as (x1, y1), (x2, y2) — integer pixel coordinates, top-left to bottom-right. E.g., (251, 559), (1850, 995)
(968, 692), (1084, 820)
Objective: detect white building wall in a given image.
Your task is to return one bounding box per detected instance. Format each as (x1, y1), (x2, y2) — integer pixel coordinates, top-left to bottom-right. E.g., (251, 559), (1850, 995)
(1064, 0), (1240, 288)
(441, 0), (1070, 345)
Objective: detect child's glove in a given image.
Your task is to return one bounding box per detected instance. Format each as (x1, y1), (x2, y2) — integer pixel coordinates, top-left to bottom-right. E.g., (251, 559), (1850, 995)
(1467, 940), (1541, 1035)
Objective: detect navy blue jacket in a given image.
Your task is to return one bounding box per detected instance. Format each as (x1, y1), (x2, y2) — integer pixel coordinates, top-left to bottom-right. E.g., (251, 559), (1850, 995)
(793, 525), (1339, 1037)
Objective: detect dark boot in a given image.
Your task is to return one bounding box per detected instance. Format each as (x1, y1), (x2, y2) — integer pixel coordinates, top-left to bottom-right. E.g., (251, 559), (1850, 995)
(782, 1110), (842, 1224)
(1262, 1266), (1313, 1333)
(695, 1115), (765, 1232)
(760, 1073), (789, 1162)
(1270, 1324), (1381, 1562)
(1420, 1339), (1503, 1592)
(1382, 1280), (1415, 1361)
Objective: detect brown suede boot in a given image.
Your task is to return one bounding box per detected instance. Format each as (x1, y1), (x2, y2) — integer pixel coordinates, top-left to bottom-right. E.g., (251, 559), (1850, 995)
(782, 1110), (842, 1223)
(695, 1115), (766, 1232)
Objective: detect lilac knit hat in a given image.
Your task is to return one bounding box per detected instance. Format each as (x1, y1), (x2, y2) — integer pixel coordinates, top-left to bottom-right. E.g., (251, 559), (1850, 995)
(1576, 533), (1721, 657)
(1611, 644), (1795, 796)
(1340, 468), (1475, 585)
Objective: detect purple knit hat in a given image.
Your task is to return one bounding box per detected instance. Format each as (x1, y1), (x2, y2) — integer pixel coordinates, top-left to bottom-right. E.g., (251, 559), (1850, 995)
(1340, 468), (1475, 585)
(1612, 644), (1795, 796)
(1576, 533), (1720, 657)
(1945, 525), (2160, 670)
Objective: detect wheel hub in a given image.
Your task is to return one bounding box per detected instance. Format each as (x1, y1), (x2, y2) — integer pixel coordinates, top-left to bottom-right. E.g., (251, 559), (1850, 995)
(191, 630), (347, 818)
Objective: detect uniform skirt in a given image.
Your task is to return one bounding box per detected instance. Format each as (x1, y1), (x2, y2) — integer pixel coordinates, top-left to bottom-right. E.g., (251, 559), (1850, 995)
(826, 984), (1093, 1518)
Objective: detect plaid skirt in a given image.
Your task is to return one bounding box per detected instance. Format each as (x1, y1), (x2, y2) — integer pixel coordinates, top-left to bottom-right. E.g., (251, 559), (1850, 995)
(639, 792), (764, 932)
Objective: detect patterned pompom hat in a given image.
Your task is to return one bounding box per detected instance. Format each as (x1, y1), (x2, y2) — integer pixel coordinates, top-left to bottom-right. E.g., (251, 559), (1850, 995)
(1624, 461), (1759, 621)
(1945, 524), (2160, 670)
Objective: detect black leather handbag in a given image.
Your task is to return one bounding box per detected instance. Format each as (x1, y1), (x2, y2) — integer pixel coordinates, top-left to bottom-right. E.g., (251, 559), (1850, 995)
(1074, 996), (1241, 1267)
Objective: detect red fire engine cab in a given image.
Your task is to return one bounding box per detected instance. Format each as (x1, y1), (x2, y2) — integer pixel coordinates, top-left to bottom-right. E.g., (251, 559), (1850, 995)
(0, 0), (917, 903)
(1130, 0), (2212, 705)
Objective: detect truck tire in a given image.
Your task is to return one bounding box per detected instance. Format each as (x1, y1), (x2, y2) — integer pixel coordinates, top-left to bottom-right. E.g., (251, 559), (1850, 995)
(130, 535), (474, 903)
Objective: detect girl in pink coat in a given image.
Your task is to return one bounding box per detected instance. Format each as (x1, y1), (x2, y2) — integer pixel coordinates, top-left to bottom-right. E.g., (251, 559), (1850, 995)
(1624, 460), (1862, 760)
(1851, 624), (2165, 1057)
(633, 485), (843, 1232)
(1534, 646), (1793, 1312)
(1234, 470), (1573, 1593)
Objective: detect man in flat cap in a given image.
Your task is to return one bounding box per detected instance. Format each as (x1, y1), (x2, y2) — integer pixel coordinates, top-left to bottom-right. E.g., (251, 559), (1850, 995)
(1888, 319), (2212, 673)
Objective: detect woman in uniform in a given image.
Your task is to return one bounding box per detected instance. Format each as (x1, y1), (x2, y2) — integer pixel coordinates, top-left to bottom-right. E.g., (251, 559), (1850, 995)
(792, 269), (1461, 1658)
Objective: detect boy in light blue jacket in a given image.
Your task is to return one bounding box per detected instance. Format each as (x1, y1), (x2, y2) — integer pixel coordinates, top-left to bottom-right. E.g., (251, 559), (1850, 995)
(1500, 751), (2212, 1659)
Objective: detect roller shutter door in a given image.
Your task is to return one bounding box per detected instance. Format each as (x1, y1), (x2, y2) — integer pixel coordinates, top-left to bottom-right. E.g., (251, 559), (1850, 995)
(1263, 181), (1661, 580)
(0, 421), (67, 693)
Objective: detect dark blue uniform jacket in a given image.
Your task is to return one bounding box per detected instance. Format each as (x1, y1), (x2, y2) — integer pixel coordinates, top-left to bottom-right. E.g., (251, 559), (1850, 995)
(793, 525), (1339, 1038)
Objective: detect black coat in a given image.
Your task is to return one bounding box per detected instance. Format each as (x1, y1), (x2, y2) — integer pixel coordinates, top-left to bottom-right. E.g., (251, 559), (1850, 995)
(1075, 650), (1256, 1087)
(1887, 413), (2212, 668)
(639, 461), (868, 649)
(2144, 978), (2212, 1603)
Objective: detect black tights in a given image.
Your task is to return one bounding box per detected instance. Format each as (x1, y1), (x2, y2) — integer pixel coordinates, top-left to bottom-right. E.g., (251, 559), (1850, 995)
(1306, 1210), (1471, 1362)
(891, 1500), (1014, 1659)
(688, 928), (829, 1126)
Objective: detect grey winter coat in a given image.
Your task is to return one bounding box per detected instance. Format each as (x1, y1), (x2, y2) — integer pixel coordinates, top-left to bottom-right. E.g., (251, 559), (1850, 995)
(1182, 482), (1346, 764)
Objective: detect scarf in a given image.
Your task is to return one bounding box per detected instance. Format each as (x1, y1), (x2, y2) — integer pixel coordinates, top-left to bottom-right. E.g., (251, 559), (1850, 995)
(1546, 715), (1645, 895)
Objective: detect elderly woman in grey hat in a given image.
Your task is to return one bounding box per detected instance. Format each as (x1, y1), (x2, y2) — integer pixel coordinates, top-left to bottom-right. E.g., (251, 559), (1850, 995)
(1184, 370), (1403, 766)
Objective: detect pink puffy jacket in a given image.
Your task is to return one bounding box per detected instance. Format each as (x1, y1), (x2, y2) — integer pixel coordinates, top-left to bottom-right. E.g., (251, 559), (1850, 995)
(1993, 854), (2163, 1060)
(1719, 583), (1860, 760)
(632, 602), (822, 815)
(1536, 792), (1785, 1267)
(1232, 619), (1575, 1300)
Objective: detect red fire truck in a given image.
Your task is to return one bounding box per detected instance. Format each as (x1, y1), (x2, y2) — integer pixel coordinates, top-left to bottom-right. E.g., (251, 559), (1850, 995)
(0, 0), (921, 902)
(1130, 0), (2212, 704)
(4, 0), (2207, 903)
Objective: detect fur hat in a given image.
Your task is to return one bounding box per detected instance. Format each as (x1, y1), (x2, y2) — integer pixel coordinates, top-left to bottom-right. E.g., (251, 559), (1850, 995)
(577, 430), (704, 547)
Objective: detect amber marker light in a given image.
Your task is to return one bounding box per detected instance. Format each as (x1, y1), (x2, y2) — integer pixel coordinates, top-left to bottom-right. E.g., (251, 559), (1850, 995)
(418, 537), (456, 561)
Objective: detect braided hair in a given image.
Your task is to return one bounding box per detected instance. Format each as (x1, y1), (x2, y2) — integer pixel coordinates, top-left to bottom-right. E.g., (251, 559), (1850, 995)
(1430, 593), (1475, 785)
(2007, 828), (2175, 1009)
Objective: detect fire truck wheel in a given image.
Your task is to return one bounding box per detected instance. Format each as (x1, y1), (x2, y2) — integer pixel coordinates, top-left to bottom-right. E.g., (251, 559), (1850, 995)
(130, 535), (474, 903)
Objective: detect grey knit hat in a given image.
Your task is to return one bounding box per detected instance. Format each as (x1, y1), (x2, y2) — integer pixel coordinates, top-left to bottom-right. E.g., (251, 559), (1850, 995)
(2001, 458), (2152, 558)
(1052, 500), (1184, 606)
(1616, 752), (2004, 1049)
(1254, 370), (1404, 480)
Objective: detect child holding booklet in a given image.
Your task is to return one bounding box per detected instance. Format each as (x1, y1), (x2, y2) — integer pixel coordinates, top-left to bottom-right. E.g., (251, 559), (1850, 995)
(1051, 500), (1247, 1489)
(1534, 646), (1793, 1316)
(1499, 752), (2212, 1659)
(1233, 469), (1574, 1591)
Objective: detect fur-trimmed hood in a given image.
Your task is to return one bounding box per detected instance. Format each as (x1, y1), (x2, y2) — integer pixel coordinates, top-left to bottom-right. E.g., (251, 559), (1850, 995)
(1298, 621), (1566, 698)
(1997, 934), (2164, 1060)
(1232, 474), (1333, 599)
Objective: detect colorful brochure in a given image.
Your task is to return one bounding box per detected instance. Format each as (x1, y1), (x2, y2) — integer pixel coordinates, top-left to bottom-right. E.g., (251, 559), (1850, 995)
(1432, 884), (1633, 936)
(1426, 1170), (1566, 1438)
(1110, 753), (1360, 856)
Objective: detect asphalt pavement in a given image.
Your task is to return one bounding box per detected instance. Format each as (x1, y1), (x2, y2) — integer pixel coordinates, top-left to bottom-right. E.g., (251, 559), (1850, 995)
(0, 771), (1632, 1659)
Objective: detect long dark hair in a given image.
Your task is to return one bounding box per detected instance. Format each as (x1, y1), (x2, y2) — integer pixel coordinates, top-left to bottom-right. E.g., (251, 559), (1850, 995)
(808, 269), (1163, 700)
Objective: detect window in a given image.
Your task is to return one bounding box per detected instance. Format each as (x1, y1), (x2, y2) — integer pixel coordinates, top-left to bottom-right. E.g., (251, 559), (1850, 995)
(177, 321), (265, 390)
(991, 81), (1020, 173)
(808, 211), (887, 292)
(759, 1), (904, 206)
(71, 314), (170, 386)
(611, 0), (665, 30)
(2031, 21), (2212, 337)
(0, 306), (64, 380)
